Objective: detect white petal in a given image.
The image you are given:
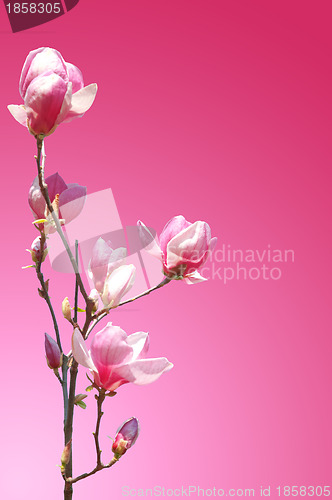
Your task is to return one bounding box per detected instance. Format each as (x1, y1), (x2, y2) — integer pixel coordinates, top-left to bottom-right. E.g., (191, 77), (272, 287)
(7, 105), (28, 126)
(183, 270), (207, 284)
(126, 331), (149, 360)
(72, 328), (97, 371)
(137, 220), (163, 260)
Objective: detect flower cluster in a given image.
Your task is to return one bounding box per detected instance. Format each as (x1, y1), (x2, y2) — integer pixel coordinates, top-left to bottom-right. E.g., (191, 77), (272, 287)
(11, 46), (217, 488)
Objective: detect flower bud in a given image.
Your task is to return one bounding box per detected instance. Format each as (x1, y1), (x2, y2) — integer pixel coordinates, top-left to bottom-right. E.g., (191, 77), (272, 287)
(29, 236), (48, 264)
(88, 289), (99, 313)
(61, 439), (72, 472)
(112, 417), (139, 459)
(45, 333), (62, 369)
(62, 297), (72, 322)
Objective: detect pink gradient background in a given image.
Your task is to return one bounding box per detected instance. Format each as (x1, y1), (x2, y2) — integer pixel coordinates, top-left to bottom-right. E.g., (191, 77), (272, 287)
(1, 1), (331, 498)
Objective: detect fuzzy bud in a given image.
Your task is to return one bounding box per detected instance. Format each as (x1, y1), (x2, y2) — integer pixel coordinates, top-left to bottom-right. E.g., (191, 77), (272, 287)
(29, 236), (48, 264)
(45, 333), (62, 369)
(61, 439), (72, 472)
(62, 297), (72, 322)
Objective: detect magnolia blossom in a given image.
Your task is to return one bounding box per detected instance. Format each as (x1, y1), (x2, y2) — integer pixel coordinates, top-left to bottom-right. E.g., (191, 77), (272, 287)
(8, 47), (97, 137)
(88, 238), (135, 308)
(138, 215), (217, 284)
(29, 172), (86, 232)
(72, 323), (173, 392)
(112, 417), (140, 458)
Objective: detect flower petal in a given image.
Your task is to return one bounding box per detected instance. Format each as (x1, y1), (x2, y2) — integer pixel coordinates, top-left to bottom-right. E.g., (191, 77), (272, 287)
(58, 183), (87, 224)
(66, 62), (84, 94)
(115, 357), (173, 386)
(126, 331), (150, 360)
(159, 215), (191, 256)
(90, 323), (133, 368)
(183, 270), (207, 284)
(101, 264), (136, 308)
(137, 221), (163, 260)
(72, 328), (97, 371)
(7, 104), (27, 127)
(166, 221), (211, 269)
(63, 83), (97, 123)
(24, 72), (68, 136)
(19, 47), (68, 99)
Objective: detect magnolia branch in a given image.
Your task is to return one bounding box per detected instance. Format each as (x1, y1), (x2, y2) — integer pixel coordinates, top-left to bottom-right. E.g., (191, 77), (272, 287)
(34, 231), (69, 419)
(64, 389), (118, 485)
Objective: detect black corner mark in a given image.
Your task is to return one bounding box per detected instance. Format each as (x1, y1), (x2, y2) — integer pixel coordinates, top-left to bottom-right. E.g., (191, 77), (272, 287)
(3, 0), (80, 33)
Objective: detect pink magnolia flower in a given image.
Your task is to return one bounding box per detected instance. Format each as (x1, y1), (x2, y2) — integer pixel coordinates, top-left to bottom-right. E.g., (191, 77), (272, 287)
(72, 323), (173, 392)
(112, 417), (140, 458)
(45, 333), (62, 369)
(88, 238), (135, 309)
(138, 215), (217, 284)
(29, 172), (86, 232)
(8, 47), (97, 137)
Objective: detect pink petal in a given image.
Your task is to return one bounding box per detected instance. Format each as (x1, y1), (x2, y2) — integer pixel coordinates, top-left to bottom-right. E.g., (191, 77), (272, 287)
(55, 81), (73, 126)
(72, 328), (97, 371)
(90, 323), (133, 368)
(65, 62), (84, 94)
(159, 215), (191, 256)
(24, 72), (68, 136)
(45, 173), (68, 202)
(166, 221), (210, 270)
(7, 105), (27, 127)
(58, 183), (87, 224)
(62, 83), (97, 123)
(137, 221), (163, 260)
(126, 332), (150, 360)
(20, 47), (68, 99)
(115, 357), (173, 385)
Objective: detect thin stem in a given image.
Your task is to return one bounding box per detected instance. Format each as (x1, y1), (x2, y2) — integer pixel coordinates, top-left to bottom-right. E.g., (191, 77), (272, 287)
(94, 390), (106, 467)
(65, 390), (119, 485)
(67, 458), (118, 484)
(35, 233), (68, 420)
(87, 277), (172, 338)
(35, 138), (90, 306)
(73, 240), (79, 324)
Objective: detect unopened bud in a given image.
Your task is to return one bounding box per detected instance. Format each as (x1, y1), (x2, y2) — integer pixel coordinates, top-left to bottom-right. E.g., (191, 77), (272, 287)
(112, 417), (139, 459)
(62, 297), (72, 322)
(45, 333), (62, 369)
(61, 439), (72, 472)
(88, 289), (99, 313)
(29, 236), (48, 264)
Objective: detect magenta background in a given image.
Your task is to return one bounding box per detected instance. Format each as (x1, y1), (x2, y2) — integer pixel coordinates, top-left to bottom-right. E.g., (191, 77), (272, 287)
(1, 1), (331, 499)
